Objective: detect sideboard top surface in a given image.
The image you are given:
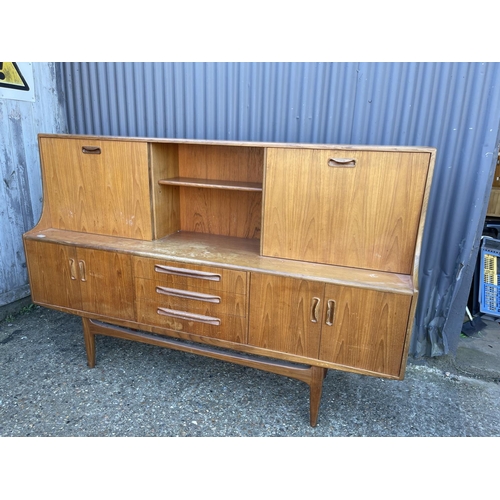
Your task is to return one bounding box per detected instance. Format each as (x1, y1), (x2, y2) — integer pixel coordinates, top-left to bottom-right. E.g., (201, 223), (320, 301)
(38, 133), (437, 155)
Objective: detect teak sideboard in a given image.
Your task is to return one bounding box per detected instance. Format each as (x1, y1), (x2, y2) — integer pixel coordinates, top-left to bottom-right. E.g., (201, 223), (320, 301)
(23, 134), (436, 426)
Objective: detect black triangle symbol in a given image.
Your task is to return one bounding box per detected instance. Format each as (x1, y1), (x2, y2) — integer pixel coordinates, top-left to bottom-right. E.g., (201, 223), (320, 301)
(0, 62), (30, 91)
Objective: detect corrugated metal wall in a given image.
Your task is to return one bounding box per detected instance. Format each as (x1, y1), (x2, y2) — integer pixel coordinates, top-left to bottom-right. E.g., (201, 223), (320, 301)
(57, 62), (500, 357)
(0, 62), (67, 308)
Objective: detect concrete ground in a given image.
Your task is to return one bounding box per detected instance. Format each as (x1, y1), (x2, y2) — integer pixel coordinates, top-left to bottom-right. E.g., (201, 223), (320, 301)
(1, 303), (499, 437)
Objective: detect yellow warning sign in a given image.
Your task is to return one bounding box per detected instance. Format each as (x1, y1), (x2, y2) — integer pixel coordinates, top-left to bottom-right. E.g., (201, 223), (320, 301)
(0, 62), (30, 91)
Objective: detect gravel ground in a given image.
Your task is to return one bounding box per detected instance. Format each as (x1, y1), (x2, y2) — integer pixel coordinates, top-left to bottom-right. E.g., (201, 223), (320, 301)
(1, 305), (500, 437)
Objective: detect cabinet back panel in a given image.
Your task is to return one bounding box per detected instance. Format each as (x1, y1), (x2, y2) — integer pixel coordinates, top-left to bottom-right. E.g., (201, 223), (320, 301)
(262, 148), (431, 274)
(180, 187), (262, 239)
(178, 144), (264, 182)
(39, 137), (152, 239)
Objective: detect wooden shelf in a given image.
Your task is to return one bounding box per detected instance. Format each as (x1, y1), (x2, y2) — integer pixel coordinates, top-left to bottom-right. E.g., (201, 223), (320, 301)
(158, 177), (263, 192)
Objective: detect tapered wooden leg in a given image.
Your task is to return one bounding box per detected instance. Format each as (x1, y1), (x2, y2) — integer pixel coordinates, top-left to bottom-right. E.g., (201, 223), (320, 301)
(309, 366), (328, 427)
(82, 317), (96, 368)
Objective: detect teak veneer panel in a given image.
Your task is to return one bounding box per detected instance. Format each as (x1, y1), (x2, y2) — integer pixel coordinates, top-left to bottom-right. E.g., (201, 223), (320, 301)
(318, 285), (413, 377)
(262, 148), (431, 274)
(177, 144), (264, 183)
(39, 137), (152, 239)
(180, 188), (262, 239)
(249, 274), (324, 359)
(24, 239), (82, 309)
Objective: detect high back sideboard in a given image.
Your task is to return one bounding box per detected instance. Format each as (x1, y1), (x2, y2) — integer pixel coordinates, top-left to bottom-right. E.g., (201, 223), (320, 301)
(23, 134), (435, 426)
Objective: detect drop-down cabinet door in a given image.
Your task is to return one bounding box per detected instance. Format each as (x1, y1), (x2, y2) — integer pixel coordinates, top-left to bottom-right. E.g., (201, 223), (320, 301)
(38, 137), (152, 239)
(25, 239), (134, 321)
(262, 148), (431, 274)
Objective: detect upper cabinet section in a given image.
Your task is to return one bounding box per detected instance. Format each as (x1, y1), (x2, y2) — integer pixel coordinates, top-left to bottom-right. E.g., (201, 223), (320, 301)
(261, 148), (433, 275)
(33, 135), (434, 279)
(38, 137), (152, 240)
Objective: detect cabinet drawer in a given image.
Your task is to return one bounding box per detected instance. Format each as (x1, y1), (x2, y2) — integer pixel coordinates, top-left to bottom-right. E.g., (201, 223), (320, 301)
(136, 300), (247, 343)
(135, 278), (247, 318)
(132, 257), (247, 294)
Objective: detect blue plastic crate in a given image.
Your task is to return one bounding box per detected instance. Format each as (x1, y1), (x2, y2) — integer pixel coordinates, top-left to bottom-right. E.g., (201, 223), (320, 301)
(479, 237), (500, 316)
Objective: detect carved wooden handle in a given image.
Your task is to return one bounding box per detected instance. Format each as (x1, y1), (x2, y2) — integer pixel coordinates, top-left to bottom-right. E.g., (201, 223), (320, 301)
(154, 265), (221, 281)
(157, 307), (221, 326)
(79, 260), (86, 282)
(82, 146), (101, 154)
(156, 286), (221, 303)
(328, 158), (356, 167)
(69, 259), (77, 280)
(310, 297), (321, 323)
(325, 299), (336, 326)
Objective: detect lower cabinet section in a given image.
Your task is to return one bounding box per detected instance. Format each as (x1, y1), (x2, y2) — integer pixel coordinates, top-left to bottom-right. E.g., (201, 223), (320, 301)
(25, 239), (413, 378)
(248, 272), (412, 377)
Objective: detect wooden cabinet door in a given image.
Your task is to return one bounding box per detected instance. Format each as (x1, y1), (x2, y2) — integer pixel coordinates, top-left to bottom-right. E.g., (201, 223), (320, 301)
(39, 137), (152, 239)
(248, 274), (324, 358)
(318, 284), (413, 377)
(25, 239), (134, 321)
(24, 239), (82, 310)
(262, 148), (430, 274)
(76, 248), (134, 321)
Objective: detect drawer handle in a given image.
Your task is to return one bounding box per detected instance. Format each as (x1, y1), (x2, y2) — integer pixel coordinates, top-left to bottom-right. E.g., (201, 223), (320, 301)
(156, 286), (221, 304)
(328, 157), (356, 167)
(154, 265), (221, 281)
(82, 146), (101, 155)
(157, 307), (221, 326)
(325, 299), (336, 326)
(310, 297), (321, 323)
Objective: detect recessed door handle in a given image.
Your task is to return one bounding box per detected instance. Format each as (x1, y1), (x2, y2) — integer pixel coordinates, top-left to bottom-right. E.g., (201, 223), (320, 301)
(69, 259), (77, 280)
(328, 158), (356, 167)
(79, 260), (87, 282)
(310, 297), (321, 323)
(325, 299), (336, 326)
(82, 146), (101, 155)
